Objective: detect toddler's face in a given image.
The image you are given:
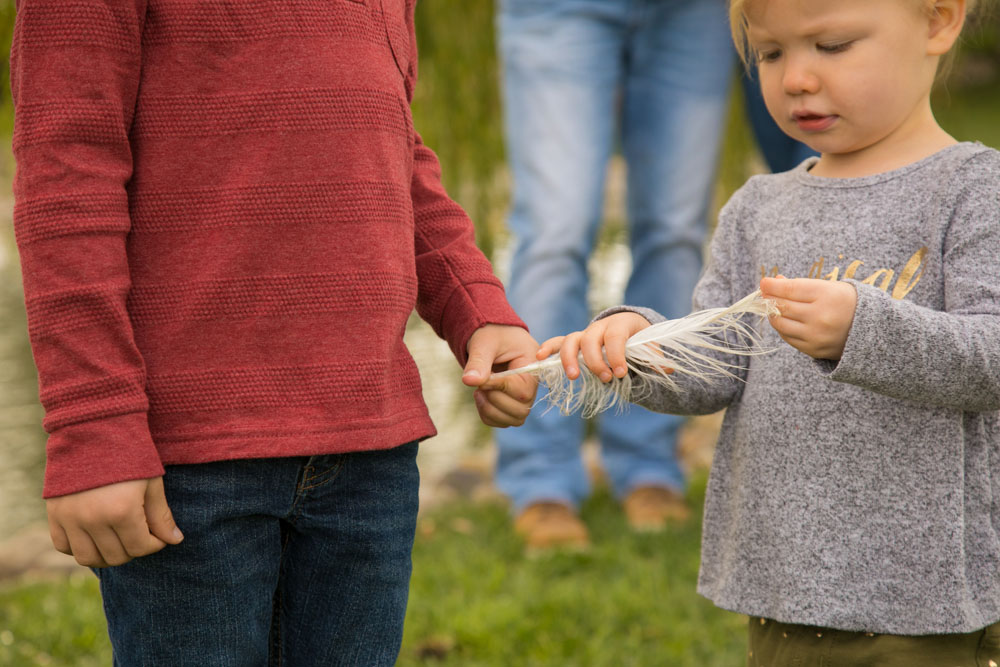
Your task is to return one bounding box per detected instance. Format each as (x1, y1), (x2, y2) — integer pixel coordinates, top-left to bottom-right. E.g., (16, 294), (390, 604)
(746, 0), (941, 172)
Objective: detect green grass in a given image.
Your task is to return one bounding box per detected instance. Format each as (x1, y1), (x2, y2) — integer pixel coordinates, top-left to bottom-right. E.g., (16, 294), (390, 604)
(400, 475), (746, 666)
(0, 476), (747, 667)
(0, 573), (108, 666)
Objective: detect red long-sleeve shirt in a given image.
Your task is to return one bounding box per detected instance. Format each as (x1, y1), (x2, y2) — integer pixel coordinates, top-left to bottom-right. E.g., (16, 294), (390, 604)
(10, 0), (524, 498)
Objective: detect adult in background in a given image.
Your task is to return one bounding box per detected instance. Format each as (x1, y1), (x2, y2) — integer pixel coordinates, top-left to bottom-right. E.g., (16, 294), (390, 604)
(493, 0), (734, 551)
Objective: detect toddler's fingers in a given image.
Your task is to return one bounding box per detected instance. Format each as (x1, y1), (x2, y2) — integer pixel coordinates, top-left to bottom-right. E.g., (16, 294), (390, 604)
(559, 332), (584, 379)
(537, 335), (566, 359)
(580, 330), (612, 382)
(768, 314), (808, 340)
(767, 297), (807, 323)
(760, 276), (802, 300)
(603, 325), (630, 378)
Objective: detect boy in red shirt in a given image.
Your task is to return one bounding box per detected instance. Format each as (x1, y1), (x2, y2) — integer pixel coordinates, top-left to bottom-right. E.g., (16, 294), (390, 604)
(10, 0), (536, 663)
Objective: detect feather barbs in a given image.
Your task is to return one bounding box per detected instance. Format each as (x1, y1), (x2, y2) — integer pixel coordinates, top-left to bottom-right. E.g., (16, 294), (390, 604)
(491, 290), (779, 418)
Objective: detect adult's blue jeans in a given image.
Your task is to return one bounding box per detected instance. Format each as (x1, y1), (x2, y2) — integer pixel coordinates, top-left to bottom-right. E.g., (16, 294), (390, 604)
(493, 0), (733, 510)
(94, 442), (420, 667)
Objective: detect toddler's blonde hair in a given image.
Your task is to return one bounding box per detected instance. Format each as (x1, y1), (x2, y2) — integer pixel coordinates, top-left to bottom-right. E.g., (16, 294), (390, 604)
(729, 0), (982, 67)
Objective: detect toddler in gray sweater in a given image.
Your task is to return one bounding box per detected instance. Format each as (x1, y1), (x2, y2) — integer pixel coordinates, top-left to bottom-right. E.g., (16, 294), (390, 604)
(538, 0), (1000, 663)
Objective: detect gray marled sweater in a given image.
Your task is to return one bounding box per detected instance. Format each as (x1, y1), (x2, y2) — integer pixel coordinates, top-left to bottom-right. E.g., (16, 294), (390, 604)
(615, 142), (1000, 634)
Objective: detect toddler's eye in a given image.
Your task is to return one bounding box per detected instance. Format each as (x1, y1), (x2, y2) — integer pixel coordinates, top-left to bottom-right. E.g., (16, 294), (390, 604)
(817, 41), (852, 54)
(757, 49), (782, 63)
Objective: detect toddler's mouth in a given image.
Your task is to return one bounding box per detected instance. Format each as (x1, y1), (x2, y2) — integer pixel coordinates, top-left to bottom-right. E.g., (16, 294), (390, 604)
(792, 112), (837, 132)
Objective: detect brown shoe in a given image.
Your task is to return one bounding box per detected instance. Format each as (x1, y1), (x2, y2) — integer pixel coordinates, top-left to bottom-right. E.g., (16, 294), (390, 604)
(623, 486), (690, 532)
(513, 501), (590, 555)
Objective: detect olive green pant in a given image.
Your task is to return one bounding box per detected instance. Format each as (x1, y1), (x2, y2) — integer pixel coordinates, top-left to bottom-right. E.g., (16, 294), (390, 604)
(747, 616), (1000, 667)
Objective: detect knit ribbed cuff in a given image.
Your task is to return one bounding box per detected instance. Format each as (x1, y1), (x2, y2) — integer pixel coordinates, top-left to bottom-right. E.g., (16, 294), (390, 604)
(43, 411), (165, 498)
(439, 282), (527, 366)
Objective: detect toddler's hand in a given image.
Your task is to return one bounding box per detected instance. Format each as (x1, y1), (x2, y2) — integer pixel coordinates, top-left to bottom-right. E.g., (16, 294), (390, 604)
(46, 477), (183, 568)
(760, 276), (857, 360)
(463, 324), (538, 427)
(537, 312), (653, 383)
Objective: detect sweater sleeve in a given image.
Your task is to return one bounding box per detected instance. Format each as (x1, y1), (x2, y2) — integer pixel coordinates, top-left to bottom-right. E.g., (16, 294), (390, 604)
(410, 136), (526, 366)
(819, 152), (1000, 411)
(11, 0), (164, 498)
(402, 3), (526, 366)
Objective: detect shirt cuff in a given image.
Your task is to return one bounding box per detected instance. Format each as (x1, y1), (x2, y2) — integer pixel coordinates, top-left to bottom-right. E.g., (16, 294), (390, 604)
(43, 411), (165, 498)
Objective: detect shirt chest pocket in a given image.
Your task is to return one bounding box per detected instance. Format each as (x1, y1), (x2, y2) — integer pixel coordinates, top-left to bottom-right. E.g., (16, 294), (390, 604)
(374, 0), (413, 89)
(342, 0), (411, 88)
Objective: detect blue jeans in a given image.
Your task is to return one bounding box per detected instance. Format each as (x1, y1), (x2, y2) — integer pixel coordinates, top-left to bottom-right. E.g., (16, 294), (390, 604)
(493, 0), (734, 511)
(94, 442), (420, 667)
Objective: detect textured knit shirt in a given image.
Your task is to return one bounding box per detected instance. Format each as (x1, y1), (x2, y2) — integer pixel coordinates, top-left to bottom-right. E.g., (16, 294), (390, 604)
(10, 0), (525, 498)
(615, 143), (1000, 634)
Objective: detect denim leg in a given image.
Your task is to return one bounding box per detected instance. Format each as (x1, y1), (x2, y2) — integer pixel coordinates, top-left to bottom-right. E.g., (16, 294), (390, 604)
(272, 442), (419, 667)
(94, 445), (419, 667)
(95, 459), (291, 667)
(599, 0), (734, 498)
(493, 0), (628, 511)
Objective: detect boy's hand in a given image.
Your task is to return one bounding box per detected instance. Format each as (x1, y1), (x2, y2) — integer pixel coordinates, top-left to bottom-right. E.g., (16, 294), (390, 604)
(537, 312), (653, 383)
(760, 276), (857, 360)
(46, 477), (183, 568)
(463, 324), (539, 427)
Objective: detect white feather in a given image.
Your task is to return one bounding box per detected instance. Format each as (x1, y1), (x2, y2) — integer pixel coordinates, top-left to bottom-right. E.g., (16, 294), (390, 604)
(491, 290), (778, 418)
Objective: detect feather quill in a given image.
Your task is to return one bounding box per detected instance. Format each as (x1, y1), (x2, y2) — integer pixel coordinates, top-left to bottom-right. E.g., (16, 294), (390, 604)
(491, 290), (778, 418)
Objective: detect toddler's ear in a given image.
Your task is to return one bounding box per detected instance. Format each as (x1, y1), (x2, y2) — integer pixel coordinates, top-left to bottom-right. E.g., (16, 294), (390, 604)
(927, 0), (966, 55)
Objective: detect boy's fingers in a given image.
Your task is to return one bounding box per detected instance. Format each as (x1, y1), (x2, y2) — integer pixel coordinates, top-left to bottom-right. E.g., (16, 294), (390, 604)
(65, 527), (108, 568)
(111, 501), (166, 557)
(462, 343), (498, 388)
(480, 373), (536, 402)
(48, 518), (71, 555)
(91, 526), (133, 567)
(144, 477), (183, 545)
(475, 391), (528, 427)
(116, 517), (168, 558)
(477, 374), (506, 391)
(480, 389), (531, 421)
(505, 374), (538, 402)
